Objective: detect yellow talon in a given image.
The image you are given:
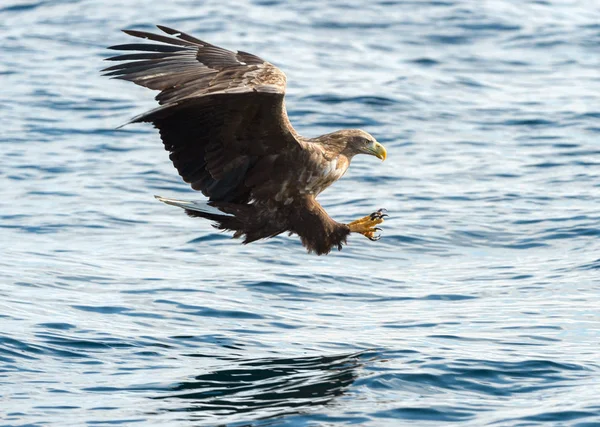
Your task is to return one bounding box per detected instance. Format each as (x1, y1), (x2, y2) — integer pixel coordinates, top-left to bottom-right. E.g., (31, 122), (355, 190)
(348, 209), (387, 241)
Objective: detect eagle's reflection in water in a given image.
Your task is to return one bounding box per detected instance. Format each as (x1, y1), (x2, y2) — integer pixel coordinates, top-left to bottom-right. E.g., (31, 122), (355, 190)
(153, 351), (364, 423)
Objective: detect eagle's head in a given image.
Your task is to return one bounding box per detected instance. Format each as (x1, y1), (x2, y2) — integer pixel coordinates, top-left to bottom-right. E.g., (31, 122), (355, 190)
(327, 129), (387, 161)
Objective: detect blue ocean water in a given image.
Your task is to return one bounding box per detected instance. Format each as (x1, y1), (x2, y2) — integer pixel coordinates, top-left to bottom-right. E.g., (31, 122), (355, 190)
(1, 0), (600, 425)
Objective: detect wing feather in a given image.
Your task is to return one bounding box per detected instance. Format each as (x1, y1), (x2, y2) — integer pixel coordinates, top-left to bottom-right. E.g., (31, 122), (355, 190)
(121, 29), (199, 47)
(107, 43), (185, 52)
(155, 25), (210, 45)
(104, 26), (304, 203)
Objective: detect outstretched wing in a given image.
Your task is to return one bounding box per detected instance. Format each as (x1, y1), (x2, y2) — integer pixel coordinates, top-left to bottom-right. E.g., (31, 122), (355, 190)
(103, 26), (304, 203)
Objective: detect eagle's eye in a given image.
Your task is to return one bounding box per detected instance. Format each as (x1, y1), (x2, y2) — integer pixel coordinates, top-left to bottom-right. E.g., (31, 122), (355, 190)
(353, 136), (370, 146)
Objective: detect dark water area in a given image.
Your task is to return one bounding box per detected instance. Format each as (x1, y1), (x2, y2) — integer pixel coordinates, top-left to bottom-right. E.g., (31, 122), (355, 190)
(2, 0), (600, 425)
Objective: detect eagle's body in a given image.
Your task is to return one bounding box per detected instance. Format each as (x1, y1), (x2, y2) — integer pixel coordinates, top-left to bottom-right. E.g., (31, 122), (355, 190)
(104, 26), (387, 254)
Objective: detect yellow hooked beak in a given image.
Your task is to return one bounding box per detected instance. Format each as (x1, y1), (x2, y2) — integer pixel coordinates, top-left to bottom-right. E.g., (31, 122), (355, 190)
(367, 141), (387, 161)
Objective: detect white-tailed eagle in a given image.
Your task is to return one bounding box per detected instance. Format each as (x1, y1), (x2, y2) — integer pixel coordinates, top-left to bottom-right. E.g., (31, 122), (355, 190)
(103, 26), (388, 255)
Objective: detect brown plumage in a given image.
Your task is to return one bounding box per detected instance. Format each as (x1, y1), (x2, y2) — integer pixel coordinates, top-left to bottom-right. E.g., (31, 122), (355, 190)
(104, 25), (388, 255)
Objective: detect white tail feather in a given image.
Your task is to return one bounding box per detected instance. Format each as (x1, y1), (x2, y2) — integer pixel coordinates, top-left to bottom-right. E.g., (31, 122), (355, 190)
(154, 195), (234, 217)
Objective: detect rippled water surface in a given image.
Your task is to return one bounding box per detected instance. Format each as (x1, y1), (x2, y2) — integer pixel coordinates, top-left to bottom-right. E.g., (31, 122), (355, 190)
(2, 0), (600, 425)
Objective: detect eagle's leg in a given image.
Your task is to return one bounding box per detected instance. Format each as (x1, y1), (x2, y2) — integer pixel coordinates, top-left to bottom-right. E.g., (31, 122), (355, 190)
(347, 209), (387, 241)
